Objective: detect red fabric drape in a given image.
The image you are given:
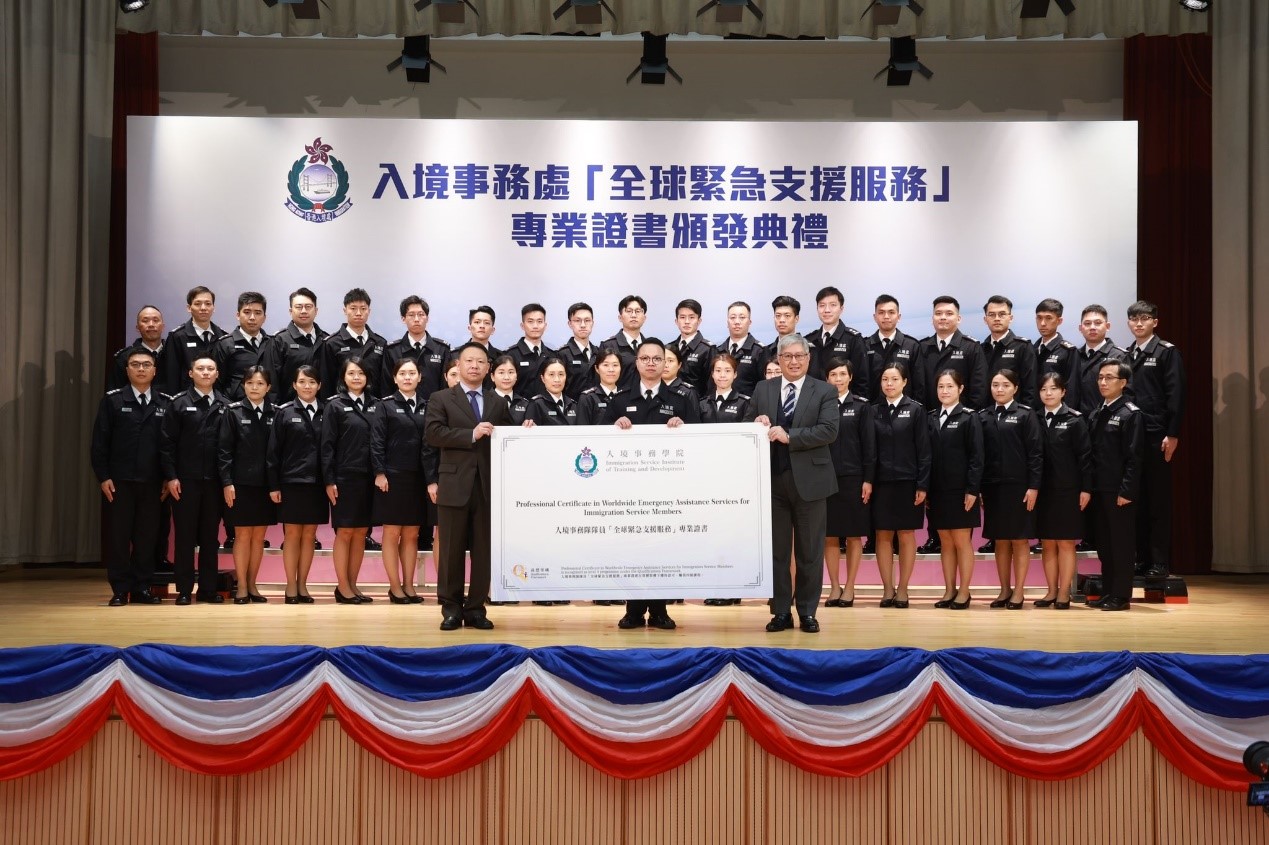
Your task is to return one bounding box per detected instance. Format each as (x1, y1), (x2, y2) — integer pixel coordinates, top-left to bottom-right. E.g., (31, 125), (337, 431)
(1123, 34), (1213, 574)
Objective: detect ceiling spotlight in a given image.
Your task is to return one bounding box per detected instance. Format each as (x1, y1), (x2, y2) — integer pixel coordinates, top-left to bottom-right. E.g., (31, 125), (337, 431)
(553, 0), (615, 24)
(262, 0), (323, 20)
(861, 0), (923, 26)
(697, 0), (764, 24)
(874, 36), (932, 87)
(414, 0), (479, 23)
(1020, 0), (1075, 18)
(1178, 0), (1209, 9)
(387, 36), (447, 84)
(119, 0), (149, 10)
(626, 34), (682, 85)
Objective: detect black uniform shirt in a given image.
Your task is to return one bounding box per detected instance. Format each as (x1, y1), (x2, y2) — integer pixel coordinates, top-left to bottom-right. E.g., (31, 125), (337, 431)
(977, 400), (1044, 488)
(317, 325), (389, 400)
(319, 390), (378, 483)
(264, 322), (328, 405)
(267, 399), (324, 488)
(928, 403), (984, 495)
(1125, 335), (1186, 438)
(218, 401), (274, 487)
(160, 387), (229, 481)
(91, 387), (170, 483)
(829, 393), (877, 482)
(1089, 395), (1145, 500)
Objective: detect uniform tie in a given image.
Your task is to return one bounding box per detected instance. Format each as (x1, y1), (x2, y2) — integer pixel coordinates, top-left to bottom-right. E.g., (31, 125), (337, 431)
(202, 330), (212, 345)
(644, 389), (653, 401)
(556, 399), (565, 416)
(531, 345), (539, 357)
(195, 395), (209, 410)
(351, 335), (365, 349)
(353, 397), (364, 412)
(1130, 346), (1141, 364)
(304, 404), (315, 418)
(823, 332), (831, 347)
(882, 337), (891, 352)
(414, 342), (423, 353)
(781, 383), (797, 419)
(730, 343), (739, 357)
(250, 335), (260, 351)
(938, 340), (946, 353)
(631, 339), (641, 352)
(299, 334), (313, 347)
(581, 347), (590, 362)
(406, 398), (416, 413)
(889, 403), (899, 419)
(1045, 411), (1055, 427)
(255, 406), (263, 422)
(996, 405), (1008, 418)
(138, 393), (148, 408)
(940, 410), (949, 428)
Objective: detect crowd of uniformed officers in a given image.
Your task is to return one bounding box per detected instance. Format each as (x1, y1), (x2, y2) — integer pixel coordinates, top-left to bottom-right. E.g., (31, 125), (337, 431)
(92, 282), (1184, 616)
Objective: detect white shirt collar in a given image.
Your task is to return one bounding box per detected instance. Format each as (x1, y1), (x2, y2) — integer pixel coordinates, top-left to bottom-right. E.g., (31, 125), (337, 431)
(639, 380), (661, 395)
(132, 386), (150, 403)
(781, 375), (808, 394)
(878, 331), (897, 343)
(623, 331), (643, 346)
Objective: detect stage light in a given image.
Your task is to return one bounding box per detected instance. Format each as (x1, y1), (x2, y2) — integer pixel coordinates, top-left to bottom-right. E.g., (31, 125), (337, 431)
(262, 0), (323, 20)
(387, 36), (448, 84)
(120, 0), (149, 11)
(414, 0), (480, 24)
(1019, 0), (1075, 18)
(697, 0), (764, 24)
(1179, 0), (1209, 9)
(626, 33), (682, 85)
(860, 0), (923, 26)
(874, 36), (932, 87)
(553, 0), (614, 25)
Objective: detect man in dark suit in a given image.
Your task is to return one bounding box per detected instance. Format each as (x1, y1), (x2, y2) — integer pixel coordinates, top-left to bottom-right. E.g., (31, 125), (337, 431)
(744, 333), (839, 633)
(424, 342), (513, 631)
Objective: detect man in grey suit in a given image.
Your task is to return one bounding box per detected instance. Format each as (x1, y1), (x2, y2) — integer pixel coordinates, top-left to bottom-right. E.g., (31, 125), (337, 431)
(744, 333), (839, 633)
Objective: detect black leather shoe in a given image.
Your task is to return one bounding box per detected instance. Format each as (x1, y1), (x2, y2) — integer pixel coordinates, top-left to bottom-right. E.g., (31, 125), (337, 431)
(1054, 599), (1071, 610)
(879, 593), (896, 608)
(893, 595), (910, 609)
(284, 594), (300, 605)
(222, 537), (235, 551)
(553, 600), (571, 605)
(464, 616), (495, 630)
(917, 537), (941, 554)
(933, 595), (955, 609)
(1033, 597), (1056, 608)
(248, 592), (267, 604)
(1100, 597), (1131, 611)
(765, 613), (794, 632)
(439, 616), (462, 631)
(354, 592), (374, 603)
(406, 593), (425, 604)
(130, 590), (162, 605)
(989, 593), (1012, 609)
(313, 539), (322, 551)
(364, 536), (382, 551)
(647, 614), (677, 630)
(1006, 597), (1024, 610)
(196, 591), (224, 604)
(108, 593), (128, 607)
(175, 592), (192, 606)
(1086, 595), (1108, 608)
(233, 595), (251, 605)
(704, 598), (724, 606)
(533, 601), (553, 606)
(333, 589), (362, 605)
(1075, 540), (1094, 552)
(387, 590), (411, 605)
(799, 616), (820, 633)
(1142, 565), (1169, 578)
(950, 593), (972, 610)
(297, 594), (315, 604)
(617, 614), (646, 629)
(862, 538), (876, 554)
(978, 539), (996, 553)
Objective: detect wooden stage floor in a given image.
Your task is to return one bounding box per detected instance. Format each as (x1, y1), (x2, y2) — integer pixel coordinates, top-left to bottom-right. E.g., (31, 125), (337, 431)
(0, 567), (1263, 654)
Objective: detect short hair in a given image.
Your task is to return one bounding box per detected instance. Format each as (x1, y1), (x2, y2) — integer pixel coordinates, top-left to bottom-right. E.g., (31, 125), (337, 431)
(662, 344), (681, 364)
(521, 302), (546, 319)
(675, 299), (702, 318)
(400, 295), (429, 317)
(343, 288), (371, 307)
(984, 295), (1013, 313)
(339, 356), (367, 386)
(932, 295), (960, 311)
(881, 360), (910, 380)
(237, 291), (266, 311)
(1127, 300), (1159, 319)
(771, 295), (801, 316)
(454, 341), (494, 361)
(618, 294), (647, 313)
(136, 304), (162, 321)
(815, 286), (844, 306)
(775, 333), (810, 356)
(1035, 298), (1064, 316)
(875, 294), (899, 310)
(491, 353), (517, 371)
(592, 349), (623, 371)
(1099, 360), (1132, 381)
(186, 286), (214, 305)
(1082, 304), (1110, 320)
(190, 355), (217, 369)
(991, 367), (1020, 388)
(289, 287), (318, 306)
(469, 305), (496, 324)
(538, 353), (568, 377)
(294, 364), (320, 383)
(1040, 371), (1068, 391)
(823, 355), (853, 378)
(567, 302), (593, 320)
(126, 347), (158, 365)
(935, 368), (964, 389)
(711, 352), (738, 372)
(241, 364), (272, 386)
(391, 356), (420, 377)
(637, 336), (666, 354)
(727, 301), (751, 315)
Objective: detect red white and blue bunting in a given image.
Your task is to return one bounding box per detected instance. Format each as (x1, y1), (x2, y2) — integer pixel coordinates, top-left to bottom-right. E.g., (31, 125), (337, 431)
(0, 645), (1264, 788)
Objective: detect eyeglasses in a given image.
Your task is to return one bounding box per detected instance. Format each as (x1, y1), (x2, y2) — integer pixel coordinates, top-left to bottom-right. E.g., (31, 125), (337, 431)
(985, 311), (1011, 319)
(778, 353), (809, 361)
(1096, 375), (1126, 382)
(636, 356), (664, 364)
(622, 307), (646, 315)
(127, 361), (155, 369)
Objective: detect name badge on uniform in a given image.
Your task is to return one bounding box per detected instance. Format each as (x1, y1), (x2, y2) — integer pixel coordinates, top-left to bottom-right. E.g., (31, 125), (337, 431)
(290, 343), (301, 349)
(1004, 417), (1019, 424)
(395, 408), (406, 414)
(242, 419), (252, 426)
(566, 409), (577, 417)
(1045, 355), (1059, 364)
(339, 345), (351, 353)
(1002, 350), (1016, 358)
(185, 406), (198, 413)
(1108, 417), (1121, 426)
(121, 406), (133, 413)
(626, 405), (638, 412)
(571, 359), (582, 365)
(947, 421), (959, 429)
(1144, 359), (1157, 367)
(342, 406), (354, 412)
(1056, 422), (1070, 430)
(740, 355), (753, 363)
(842, 409), (856, 417)
(547, 410), (558, 416)
(724, 407), (738, 414)
(897, 410), (911, 419)
(290, 418), (305, 425)
(951, 350), (964, 359)
(519, 361), (530, 367)
(186, 341), (197, 347)
(658, 405), (674, 415)
(897, 349), (910, 358)
(430, 354), (443, 363)
(372, 345), (384, 354)
(155, 408), (165, 416)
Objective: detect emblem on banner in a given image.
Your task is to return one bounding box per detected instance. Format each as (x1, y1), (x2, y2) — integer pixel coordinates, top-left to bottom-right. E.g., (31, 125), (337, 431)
(574, 447), (599, 478)
(512, 565), (528, 581)
(285, 137), (352, 223)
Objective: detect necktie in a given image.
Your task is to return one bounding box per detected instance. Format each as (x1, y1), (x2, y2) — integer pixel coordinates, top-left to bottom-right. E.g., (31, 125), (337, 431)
(202, 330), (212, 344)
(679, 340), (688, 354)
(997, 405), (1007, 418)
(1045, 411), (1054, 427)
(1036, 340), (1045, 355)
(716, 394), (726, 409)
(556, 399), (565, 415)
(581, 347), (590, 362)
(890, 403), (899, 419)
(250, 336), (259, 351)
(467, 390), (481, 419)
(985, 340), (994, 355)
(781, 383), (797, 419)
(351, 335), (364, 348)
(1131, 347), (1141, 363)
(305, 404), (315, 418)
(532, 346), (540, 357)
(138, 393), (148, 408)
(645, 389), (653, 400)
(824, 333), (832, 347)
(414, 342), (423, 353)
(300, 334), (313, 347)
(195, 395), (209, 410)
(632, 339), (641, 352)
(938, 340), (946, 353)
(406, 398), (416, 413)
(882, 337), (891, 352)
(940, 410), (949, 428)
(354, 397), (364, 412)
(730, 343), (739, 356)
(1085, 348), (1095, 360)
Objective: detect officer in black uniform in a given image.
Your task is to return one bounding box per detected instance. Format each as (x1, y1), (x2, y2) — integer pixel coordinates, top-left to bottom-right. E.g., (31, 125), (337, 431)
(600, 294), (648, 393)
(918, 296), (989, 412)
(264, 287), (327, 406)
(863, 294), (924, 405)
(506, 303), (552, 399)
(1123, 300), (1186, 578)
(91, 347), (170, 606)
(463, 305), (501, 389)
(560, 302), (602, 400)
(1033, 298), (1081, 413)
(211, 291), (270, 401)
(1087, 360), (1144, 611)
(160, 355), (229, 605)
(164, 285), (227, 394)
(317, 288), (388, 400)
(668, 298), (713, 392)
(603, 337), (701, 630)
(522, 355), (579, 427)
(108, 305), (172, 395)
(575, 350), (624, 426)
(714, 301), (766, 398)
(379, 295), (449, 402)
(1073, 305), (1129, 416)
(980, 295), (1039, 411)
(760, 295), (806, 378)
(806, 286), (868, 396)
(266, 364), (326, 603)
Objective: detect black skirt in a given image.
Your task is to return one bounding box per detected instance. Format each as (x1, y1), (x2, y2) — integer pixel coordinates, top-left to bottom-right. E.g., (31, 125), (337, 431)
(927, 489), (981, 531)
(981, 482), (1036, 540)
(331, 474), (375, 529)
(1035, 485), (1085, 540)
(278, 482), (329, 526)
(226, 484), (277, 527)
(825, 475), (871, 538)
(871, 480), (924, 531)
(373, 471), (431, 527)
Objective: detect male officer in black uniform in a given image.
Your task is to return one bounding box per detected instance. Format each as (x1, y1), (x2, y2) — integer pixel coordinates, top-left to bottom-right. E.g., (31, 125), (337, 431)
(109, 305), (172, 395)
(506, 303), (552, 399)
(1033, 298), (1081, 411)
(1123, 300), (1186, 577)
(807, 286), (868, 394)
(761, 295), (805, 377)
(265, 287), (327, 405)
(560, 302), (602, 400)
(668, 298), (713, 392)
(380, 295), (449, 401)
(600, 294), (648, 393)
(918, 296), (989, 413)
(1087, 360), (1144, 611)
(317, 287), (388, 400)
(603, 337), (701, 630)
(981, 295), (1039, 411)
(92, 347), (170, 606)
(164, 285), (227, 393)
(863, 294), (923, 404)
(211, 292), (269, 401)
(1074, 305), (1129, 416)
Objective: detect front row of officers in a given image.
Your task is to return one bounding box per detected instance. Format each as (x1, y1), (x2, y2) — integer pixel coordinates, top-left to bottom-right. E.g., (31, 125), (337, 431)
(93, 325), (1145, 624)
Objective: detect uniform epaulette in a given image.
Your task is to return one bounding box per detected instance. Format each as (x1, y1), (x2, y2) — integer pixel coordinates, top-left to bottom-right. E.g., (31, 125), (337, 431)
(737, 392), (752, 401)
(1059, 339), (1076, 349)
(434, 336), (450, 346)
(228, 401), (244, 408)
(842, 325), (863, 336)
(1013, 336), (1034, 345)
(1157, 339), (1174, 348)
(111, 346), (132, 358)
(581, 387), (600, 395)
(1066, 407), (1083, 416)
(1125, 402), (1140, 412)
(107, 387), (124, 395)
(277, 400), (298, 409)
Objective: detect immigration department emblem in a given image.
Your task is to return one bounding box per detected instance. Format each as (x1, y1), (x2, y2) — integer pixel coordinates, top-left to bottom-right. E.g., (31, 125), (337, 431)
(285, 137), (352, 223)
(574, 447), (599, 478)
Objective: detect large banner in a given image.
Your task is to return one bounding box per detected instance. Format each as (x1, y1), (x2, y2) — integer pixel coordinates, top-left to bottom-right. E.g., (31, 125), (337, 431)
(127, 117), (1137, 346)
(490, 424), (772, 601)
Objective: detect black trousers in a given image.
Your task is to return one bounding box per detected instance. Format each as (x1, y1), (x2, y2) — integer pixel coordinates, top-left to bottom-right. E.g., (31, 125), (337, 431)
(1135, 444), (1172, 569)
(771, 469), (827, 618)
(436, 485), (490, 620)
(105, 480), (162, 595)
(1090, 492), (1136, 600)
(172, 478), (223, 595)
(625, 600), (669, 619)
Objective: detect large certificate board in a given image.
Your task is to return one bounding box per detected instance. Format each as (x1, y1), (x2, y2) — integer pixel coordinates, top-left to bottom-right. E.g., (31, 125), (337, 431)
(490, 424), (772, 601)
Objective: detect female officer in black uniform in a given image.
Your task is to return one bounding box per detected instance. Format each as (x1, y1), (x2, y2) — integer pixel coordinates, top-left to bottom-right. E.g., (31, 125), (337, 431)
(978, 368), (1044, 609)
(700, 352), (753, 607)
(372, 357), (437, 604)
(576, 350), (624, 426)
(927, 369), (983, 609)
(822, 357), (875, 608)
(1035, 372), (1093, 609)
(218, 365), (276, 604)
(661, 344), (701, 409)
(523, 355), (578, 426)
(871, 361), (930, 608)
(492, 354), (529, 423)
(320, 356), (377, 604)
(267, 364), (325, 604)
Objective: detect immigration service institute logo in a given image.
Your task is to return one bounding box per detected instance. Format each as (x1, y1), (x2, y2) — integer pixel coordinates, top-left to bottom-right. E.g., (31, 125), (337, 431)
(285, 137), (352, 223)
(574, 447), (599, 478)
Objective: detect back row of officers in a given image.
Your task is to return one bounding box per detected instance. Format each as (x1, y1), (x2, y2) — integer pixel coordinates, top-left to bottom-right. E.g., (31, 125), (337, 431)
(93, 285), (1184, 627)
